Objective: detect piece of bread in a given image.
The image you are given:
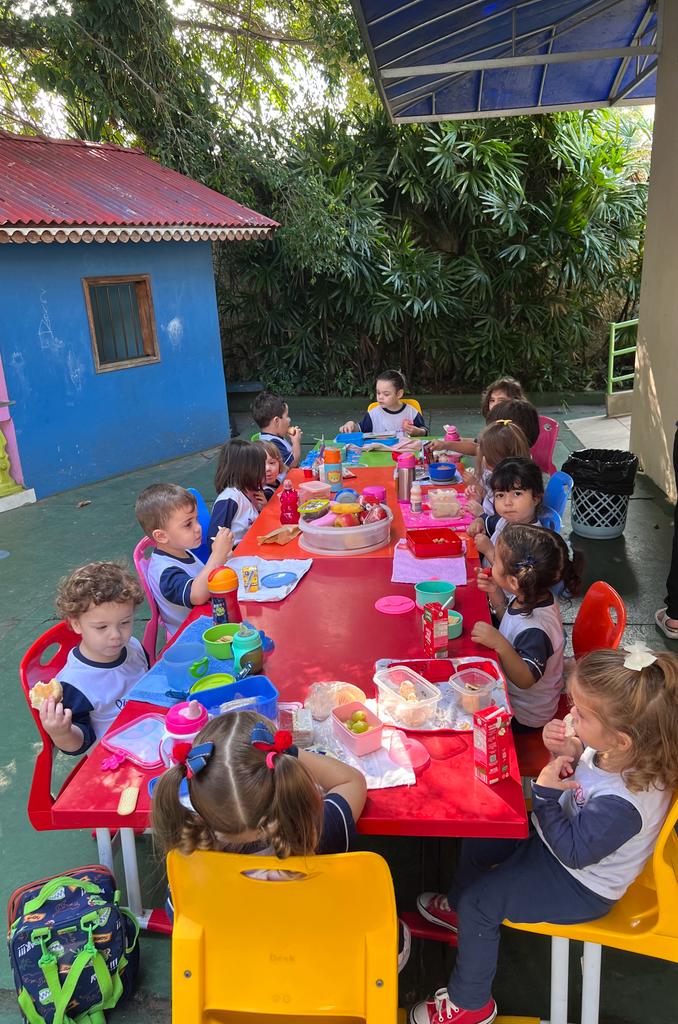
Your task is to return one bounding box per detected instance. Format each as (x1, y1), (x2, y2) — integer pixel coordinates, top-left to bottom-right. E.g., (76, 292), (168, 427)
(563, 712), (576, 738)
(29, 678), (63, 710)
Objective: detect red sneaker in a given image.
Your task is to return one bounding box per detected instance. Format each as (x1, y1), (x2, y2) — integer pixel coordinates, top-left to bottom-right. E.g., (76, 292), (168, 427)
(409, 989), (497, 1024)
(417, 892), (459, 932)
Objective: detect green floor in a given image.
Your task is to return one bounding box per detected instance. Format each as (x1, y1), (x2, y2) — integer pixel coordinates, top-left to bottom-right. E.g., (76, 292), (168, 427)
(1, 395), (676, 1023)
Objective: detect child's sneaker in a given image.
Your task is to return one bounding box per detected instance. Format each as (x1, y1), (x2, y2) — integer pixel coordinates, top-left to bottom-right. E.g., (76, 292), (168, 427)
(410, 989), (497, 1024)
(416, 892), (459, 932)
(398, 918), (411, 973)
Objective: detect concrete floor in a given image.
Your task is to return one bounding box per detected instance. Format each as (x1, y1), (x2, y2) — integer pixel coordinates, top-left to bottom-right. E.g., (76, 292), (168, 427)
(1, 395), (676, 1023)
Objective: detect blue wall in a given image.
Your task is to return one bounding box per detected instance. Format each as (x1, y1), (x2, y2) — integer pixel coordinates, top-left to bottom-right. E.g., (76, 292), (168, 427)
(0, 240), (229, 497)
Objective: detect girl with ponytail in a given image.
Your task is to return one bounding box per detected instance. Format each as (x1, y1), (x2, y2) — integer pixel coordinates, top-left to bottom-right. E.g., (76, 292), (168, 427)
(473, 523), (583, 732)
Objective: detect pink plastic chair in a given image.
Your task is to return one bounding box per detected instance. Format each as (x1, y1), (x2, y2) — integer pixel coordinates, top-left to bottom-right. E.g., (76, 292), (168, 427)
(531, 415), (559, 475)
(133, 536), (165, 664)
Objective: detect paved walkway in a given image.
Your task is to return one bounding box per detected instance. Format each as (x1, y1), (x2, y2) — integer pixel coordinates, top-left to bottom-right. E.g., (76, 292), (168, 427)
(1, 397), (676, 1023)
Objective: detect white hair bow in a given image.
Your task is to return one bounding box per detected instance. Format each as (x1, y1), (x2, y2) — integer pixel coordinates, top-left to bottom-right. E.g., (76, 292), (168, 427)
(622, 641), (657, 671)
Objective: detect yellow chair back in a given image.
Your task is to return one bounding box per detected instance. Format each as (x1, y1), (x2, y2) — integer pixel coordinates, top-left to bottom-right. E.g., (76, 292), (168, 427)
(368, 398), (422, 414)
(168, 849), (398, 1023)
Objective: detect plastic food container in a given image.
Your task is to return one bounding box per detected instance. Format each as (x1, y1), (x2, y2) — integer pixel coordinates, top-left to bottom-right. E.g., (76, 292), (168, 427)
(363, 485), (387, 503)
(372, 664), (442, 728)
(406, 528), (463, 558)
(298, 480), (332, 503)
(298, 505), (393, 555)
(447, 610), (463, 639)
(199, 675), (278, 719)
(427, 489), (462, 519)
(202, 623), (240, 659)
(450, 667), (495, 714)
(415, 580), (456, 609)
(332, 701), (383, 756)
(429, 463), (457, 482)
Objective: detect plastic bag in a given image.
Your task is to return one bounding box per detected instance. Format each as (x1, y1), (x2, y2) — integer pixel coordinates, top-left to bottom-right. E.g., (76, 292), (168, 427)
(562, 448), (638, 496)
(304, 681), (366, 721)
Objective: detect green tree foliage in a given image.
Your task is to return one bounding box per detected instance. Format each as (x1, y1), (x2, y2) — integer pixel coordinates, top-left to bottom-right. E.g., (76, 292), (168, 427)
(1, 1), (649, 394)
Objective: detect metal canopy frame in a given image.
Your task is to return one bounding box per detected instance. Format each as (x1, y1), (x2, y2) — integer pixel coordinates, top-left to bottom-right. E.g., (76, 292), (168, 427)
(351, 0), (660, 123)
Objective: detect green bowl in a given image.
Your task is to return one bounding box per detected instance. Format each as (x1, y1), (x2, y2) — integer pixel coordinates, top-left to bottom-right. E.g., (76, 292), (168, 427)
(447, 610), (463, 639)
(190, 671), (236, 694)
(202, 624), (240, 659)
(415, 580), (456, 610)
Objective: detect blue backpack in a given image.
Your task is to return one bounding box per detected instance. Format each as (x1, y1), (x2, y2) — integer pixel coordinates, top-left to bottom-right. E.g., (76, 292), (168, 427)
(8, 865), (139, 1024)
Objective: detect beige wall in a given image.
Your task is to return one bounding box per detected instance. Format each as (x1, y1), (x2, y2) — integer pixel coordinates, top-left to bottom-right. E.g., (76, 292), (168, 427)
(630, 2), (678, 502)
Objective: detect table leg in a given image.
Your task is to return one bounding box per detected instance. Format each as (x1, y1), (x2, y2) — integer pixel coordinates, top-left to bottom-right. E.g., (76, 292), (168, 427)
(95, 828), (114, 872)
(120, 827), (142, 919)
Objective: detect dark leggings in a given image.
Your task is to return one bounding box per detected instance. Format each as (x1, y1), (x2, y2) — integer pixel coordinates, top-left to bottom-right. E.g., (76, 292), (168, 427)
(445, 834), (613, 1010)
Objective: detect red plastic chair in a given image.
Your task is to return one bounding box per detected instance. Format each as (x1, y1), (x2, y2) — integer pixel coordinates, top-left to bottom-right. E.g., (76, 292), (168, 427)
(515, 581), (627, 778)
(20, 621), (84, 831)
(531, 415), (559, 475)
(133, 535), (165, 664)
(572, 580), (627, 659)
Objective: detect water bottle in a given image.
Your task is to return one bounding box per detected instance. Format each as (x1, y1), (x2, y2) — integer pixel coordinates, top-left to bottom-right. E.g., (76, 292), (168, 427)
(279, 479), (300, 524)
(397, 454), (415, 502)
(207, 566), (242, 625)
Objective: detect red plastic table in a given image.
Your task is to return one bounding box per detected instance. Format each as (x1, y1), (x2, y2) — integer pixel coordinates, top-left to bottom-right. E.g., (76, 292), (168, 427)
(50, 467), (527, 926)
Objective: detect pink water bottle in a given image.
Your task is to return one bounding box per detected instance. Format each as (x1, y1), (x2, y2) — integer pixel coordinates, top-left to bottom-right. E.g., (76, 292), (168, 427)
(280, 479), (300, 524)
(444, 424), (461, 442)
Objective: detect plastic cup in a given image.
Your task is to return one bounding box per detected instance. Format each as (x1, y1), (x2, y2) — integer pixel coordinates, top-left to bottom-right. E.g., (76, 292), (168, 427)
(161, 642), (206, 687)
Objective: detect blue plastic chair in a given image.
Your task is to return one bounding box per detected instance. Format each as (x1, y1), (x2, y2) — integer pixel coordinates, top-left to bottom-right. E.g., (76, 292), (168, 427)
(187, 486), (211, 563)
(539, 508), (562, 533)
(543, 471), (573, 519)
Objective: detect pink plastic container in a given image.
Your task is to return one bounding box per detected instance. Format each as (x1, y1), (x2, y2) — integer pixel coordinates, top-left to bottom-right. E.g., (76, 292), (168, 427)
(331, 701), (383, 756)
(362, 485), (387, 503)
(298, 480), (332, 503)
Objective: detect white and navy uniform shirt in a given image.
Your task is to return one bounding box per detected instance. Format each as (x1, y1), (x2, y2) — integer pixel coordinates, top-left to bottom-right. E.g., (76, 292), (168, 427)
(358, 403), (425, 437)
(480, 468), (495, 516)
(207, 487), (259, 548)
(56, 637), (149, 754)
(259, 432), (294, 482)
(487, 513), (539, 547)
(500, 594), (564, 727)
(147, 548), (204, 638)
(532, 746), (670, 901)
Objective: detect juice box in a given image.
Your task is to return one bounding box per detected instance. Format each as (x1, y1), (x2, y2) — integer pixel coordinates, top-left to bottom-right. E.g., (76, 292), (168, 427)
(422, 602), (449, 659)
(473, 705), (511, 786)
(242, 565), (259, 593)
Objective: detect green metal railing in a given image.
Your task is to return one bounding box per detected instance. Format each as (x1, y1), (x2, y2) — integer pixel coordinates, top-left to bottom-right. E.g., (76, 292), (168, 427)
(607, 318), (638, 395)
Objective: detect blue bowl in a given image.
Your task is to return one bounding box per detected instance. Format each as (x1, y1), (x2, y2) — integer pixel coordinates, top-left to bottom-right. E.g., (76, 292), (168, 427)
(198, 675), (278, 719)
(429, 462), (457, 482)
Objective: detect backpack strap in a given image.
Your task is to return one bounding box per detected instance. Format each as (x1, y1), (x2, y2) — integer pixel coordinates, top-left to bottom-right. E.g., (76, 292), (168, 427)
(22, 877), (103, 916)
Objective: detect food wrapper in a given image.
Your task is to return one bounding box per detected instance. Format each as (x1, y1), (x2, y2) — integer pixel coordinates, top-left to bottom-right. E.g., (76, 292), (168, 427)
(305, 681), (367, 721)
(257, 524), (301, 545)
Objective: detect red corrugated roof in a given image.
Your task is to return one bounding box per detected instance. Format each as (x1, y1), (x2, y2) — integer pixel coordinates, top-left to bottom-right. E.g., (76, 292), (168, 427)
(0, 131), (278, 230)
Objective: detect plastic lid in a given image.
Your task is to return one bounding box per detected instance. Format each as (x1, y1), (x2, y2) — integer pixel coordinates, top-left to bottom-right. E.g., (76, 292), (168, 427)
(362, 485), (387, 501)
(207, 566), (239, 594)
(397, 454), (416, 468)
(375, 595), (416, 615)
(387, 730), (431, 770)
(324, 448), (342, 463)
(165, 700), (209, 735)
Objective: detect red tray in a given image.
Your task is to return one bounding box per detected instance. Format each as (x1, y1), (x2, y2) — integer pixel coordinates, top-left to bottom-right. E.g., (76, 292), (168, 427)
(406, 528), (463, 558)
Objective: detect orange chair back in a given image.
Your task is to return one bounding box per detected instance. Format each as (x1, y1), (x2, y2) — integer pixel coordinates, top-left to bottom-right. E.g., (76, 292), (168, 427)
(572, 581), (626, 659)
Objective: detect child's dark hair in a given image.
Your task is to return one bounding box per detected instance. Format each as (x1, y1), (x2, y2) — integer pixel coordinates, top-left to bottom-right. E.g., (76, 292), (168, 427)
(572, 649), (678, 793)
(496, 523), (583, 614)
(376, 369), (406, 392)
(251, 391), (288, 430)
(56, 562), (144, 619)
(478, 421), (531, 470)
(490, 457), (544, 501)
(135, 483), (197, 536)
(214, 439), (266, 494)
(152, 711), (323, 859)
(480, 377), (525, 419)
(486, 399), (540, 447)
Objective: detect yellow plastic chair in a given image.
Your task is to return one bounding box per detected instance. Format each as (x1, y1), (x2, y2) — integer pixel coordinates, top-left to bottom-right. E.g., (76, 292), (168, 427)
(499, 792), (678, 1024)
(368, 399), (422, 414)
(168, 849), (399, 1023)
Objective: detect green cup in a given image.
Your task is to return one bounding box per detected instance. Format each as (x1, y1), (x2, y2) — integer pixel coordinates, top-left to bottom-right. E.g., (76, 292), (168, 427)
(202, 624), (240, 660)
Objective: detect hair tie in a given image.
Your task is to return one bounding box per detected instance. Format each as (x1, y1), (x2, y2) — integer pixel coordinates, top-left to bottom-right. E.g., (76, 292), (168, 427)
(496, 419), (513, 426)
(623, 641), (657, 671)
(251, 723), (298, 768)
(516, 556), (535, 570)
(173, 741), (214, 780)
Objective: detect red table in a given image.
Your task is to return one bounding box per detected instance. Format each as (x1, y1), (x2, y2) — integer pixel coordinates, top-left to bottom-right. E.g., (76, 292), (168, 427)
(50, 467), (526, 924)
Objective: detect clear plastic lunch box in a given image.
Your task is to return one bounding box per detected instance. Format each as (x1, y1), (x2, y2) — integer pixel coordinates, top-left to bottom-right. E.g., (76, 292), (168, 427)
(372, 664), (442, 728)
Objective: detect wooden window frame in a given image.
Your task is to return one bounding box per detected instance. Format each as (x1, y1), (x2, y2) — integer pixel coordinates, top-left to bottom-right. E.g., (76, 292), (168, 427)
(82, 274), (160, 373)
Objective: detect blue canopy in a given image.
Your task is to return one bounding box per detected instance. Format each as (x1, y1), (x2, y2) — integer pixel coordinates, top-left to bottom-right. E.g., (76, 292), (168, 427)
(350, 0), (658, 121)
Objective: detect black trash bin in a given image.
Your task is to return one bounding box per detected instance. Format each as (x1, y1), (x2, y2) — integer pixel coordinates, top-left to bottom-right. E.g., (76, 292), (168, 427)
(562, 448), (639, 539)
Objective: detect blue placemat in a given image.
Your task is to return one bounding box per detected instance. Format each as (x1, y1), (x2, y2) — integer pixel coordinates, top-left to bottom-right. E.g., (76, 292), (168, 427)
(128, 618), (274, 709)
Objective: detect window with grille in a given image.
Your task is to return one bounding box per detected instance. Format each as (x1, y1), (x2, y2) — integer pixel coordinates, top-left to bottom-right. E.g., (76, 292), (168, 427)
(83, 275), (160, 371)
